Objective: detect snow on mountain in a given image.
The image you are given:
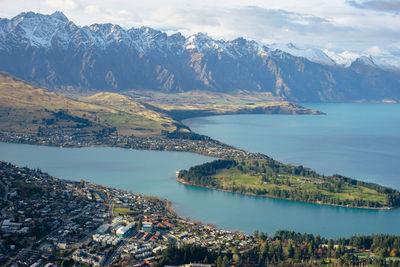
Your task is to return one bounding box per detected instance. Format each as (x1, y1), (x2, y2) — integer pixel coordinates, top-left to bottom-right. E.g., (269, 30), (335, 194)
(0, 11), (399, 72)
(1, 11), (400, 102)
(1, 11), (70, 49)
(0, 12), (268, 59)
(185, 33), (238, 57)
(374, 56), (400, 71)
(324, 49), (400, 71)
(266, 43), (336, 66)
(356, 56), (377, 67)
(323, 50), (362, 67)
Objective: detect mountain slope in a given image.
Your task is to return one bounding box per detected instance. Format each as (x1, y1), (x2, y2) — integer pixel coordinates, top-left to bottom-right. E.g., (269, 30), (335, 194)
(0, 72), (178, 136)
(0, 12), (399, 102)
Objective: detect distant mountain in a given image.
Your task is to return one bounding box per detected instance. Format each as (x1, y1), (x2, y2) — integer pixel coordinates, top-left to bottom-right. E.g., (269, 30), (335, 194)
(0, 11), (399, 102)
(267, 43), (337, 66)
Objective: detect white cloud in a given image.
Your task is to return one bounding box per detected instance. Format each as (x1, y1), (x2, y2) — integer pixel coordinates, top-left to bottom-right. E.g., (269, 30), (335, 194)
(365, 46), (389, 57)
(346, 0), (400, 14)
(81, 4), (141, 27)
(84, 5), (100, 15)
(42, 0), (78, 11)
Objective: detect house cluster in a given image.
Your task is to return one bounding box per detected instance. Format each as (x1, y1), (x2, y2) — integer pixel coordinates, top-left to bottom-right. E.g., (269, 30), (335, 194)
(117, 135), (268, 160)
(72, 249), (104, 266)
(122, 242), (154, 260)
(297, 178), (326, 185)
(0, 128), (269, 161)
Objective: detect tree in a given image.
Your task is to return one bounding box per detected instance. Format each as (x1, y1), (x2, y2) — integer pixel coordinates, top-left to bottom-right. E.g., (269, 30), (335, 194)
(308, 242), (314, 258)
(217, 256), (223, 267)
(288, 243), (294, 258)
(328, 239), (333, 252)
(294, 247), (301, 260)
(254, 230), (259, 239)
(222, 255), (229, 267)
(259, 231), (266, 241)
(390, 249), (399, 257)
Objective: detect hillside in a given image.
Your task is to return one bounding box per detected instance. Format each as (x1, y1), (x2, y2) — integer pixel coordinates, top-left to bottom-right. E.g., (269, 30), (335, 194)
(0, 72), (319, 139)
(0, 12), (400, 102)
(0, 72), (179, 137)
(81, 93), (178, 135)
(124, 90), (323, 121)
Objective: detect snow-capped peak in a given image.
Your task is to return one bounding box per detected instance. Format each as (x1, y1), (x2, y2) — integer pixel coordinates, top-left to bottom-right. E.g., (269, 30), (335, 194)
(0, 11), (70, 48)
(184, 33), (264, 59)
(50, 11), (68, 22)
(267, 43), (336, 66)
(287, 42), (298, 50)
(323, 49), (400, 70)
(355, 56), (377, 67)
(185, 33), (221, 52)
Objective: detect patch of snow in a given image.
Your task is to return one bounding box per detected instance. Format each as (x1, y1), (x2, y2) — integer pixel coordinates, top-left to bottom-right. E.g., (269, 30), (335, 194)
(323, 50), (361, 67)
(267, 43), (336, 66)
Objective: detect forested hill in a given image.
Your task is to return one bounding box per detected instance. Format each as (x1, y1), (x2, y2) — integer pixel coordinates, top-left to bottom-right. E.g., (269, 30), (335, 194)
(178, 159), (400, 209)
(156, 231), (400, 266)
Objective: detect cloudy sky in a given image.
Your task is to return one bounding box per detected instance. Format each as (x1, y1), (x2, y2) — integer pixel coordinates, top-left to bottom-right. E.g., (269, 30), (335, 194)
(1, 0), (400, 57)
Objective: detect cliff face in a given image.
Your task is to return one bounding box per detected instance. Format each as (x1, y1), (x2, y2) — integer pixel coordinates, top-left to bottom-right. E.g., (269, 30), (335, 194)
(1, 12), (399, 102)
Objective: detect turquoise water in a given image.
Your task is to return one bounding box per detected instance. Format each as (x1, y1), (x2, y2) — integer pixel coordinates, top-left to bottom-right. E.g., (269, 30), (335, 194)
(184, 103), (400, 189)
(1, 103), (399, 238)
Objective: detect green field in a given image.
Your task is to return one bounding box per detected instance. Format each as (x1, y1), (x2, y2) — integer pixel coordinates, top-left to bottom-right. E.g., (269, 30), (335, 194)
(112, 206), (135, 216)
(214, 167), (388, 205)
(123, 89), (322, 121)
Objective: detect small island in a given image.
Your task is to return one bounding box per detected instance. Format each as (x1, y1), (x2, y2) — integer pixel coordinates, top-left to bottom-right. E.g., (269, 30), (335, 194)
(177, 159), (400, 209)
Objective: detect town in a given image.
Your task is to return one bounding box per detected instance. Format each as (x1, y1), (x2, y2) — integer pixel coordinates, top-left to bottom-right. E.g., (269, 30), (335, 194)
(0, 161), (257, 266)
(0, 129), (268, 160)
(1, 162), (400, 266)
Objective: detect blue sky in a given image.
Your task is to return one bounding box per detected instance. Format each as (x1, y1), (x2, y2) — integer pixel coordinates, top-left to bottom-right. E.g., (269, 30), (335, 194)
(1, 0), (399, 58)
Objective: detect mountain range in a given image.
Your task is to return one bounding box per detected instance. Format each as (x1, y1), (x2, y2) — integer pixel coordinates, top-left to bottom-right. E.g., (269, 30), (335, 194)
(0, 11), (399, 102)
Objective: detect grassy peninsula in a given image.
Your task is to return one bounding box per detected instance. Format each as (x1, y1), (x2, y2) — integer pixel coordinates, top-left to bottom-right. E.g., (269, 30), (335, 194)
(178, 159), (400, 209)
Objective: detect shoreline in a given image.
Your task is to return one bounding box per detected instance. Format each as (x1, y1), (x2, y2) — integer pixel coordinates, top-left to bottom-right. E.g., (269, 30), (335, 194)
(1, 107), (399, 212)
(1, 133), (399, 211)
(177, 179), (395, 211)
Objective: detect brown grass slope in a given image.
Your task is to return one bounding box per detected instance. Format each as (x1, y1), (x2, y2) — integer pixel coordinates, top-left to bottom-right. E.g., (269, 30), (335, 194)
(124, 89), (322, 121)
(0, 72), (178, 136)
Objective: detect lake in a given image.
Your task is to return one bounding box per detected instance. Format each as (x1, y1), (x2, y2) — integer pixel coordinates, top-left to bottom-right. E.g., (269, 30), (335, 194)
(184, 103), (400, 189)
(1, 103), (400, 238)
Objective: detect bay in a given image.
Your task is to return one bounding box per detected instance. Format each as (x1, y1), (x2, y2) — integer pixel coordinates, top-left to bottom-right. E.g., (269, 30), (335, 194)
(1, 103), (400, 238)
(184, 103), (400, 189)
